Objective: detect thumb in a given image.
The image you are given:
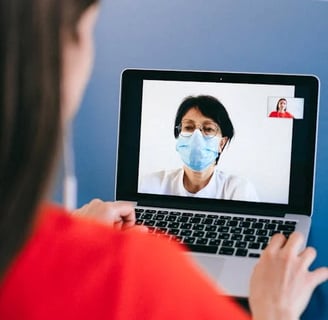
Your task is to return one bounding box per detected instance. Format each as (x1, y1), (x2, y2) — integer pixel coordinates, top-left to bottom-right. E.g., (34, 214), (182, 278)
(309, 267), (328, 289)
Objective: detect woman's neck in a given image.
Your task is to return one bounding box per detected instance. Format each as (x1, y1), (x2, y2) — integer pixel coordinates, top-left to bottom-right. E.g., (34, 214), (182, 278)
(183, 165), (215, 193)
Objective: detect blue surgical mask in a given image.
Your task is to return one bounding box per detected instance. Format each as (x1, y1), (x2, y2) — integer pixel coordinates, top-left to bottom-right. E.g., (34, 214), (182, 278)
(176, 129), (219, 172)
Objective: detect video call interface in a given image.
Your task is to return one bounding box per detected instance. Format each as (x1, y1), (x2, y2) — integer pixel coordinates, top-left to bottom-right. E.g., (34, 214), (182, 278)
(137, 79), (305, 205)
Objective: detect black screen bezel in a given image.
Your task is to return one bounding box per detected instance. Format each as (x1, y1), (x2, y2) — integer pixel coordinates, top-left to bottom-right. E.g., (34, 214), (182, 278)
(116, 69), (319, 217)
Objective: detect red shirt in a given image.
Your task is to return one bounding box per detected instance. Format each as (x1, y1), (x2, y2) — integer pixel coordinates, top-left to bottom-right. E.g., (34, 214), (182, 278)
(269, 111), (294, 118)
(0, 204), (250, 320)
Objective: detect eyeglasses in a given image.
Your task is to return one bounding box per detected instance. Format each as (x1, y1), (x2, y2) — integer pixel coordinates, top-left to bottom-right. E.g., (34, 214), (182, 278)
(176, 120), (220, 138)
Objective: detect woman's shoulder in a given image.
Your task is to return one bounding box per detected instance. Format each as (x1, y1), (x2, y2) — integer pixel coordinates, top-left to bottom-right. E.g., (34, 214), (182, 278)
(215, 171), (259, 201)
(139, 168), (183, 189)
(0, 203), (250, 319)
(284, 111), (294, 118)
(3, 204), (184, 295)
(221, 172), (250, 184)
(215, 171), (251, 188)
(143, 168), (183, 180)
(35, 203), (157, 254)
(36, 204), (188, 266)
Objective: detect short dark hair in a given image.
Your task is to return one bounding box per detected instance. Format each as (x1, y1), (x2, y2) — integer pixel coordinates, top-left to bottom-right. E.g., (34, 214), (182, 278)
(174, 95), (234, 164)
(174, 95), (234, 140)
(0, 0), (99, 277)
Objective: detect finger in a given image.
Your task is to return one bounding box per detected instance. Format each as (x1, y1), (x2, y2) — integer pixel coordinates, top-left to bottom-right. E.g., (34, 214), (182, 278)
(282, 231), (304, 254)
(299, 246), (317, 269)
(114, 215), (142, 231)
(78, 199), (102, 215)
(73, 203), (93, 216)
(114, 201), (135, 215)
(309, 267), (328, 289)
(88, 198), (102, 208)
(265, 233), (287, 252)
(111, 202), (136, 227)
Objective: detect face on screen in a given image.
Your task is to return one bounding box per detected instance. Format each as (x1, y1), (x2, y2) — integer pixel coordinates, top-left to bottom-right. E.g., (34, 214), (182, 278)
(137, 80), (305, 205)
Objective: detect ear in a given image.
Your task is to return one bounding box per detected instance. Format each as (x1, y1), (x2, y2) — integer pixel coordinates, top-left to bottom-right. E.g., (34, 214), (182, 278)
(61, 4), (99, 122)
(219, 137), (228, 153)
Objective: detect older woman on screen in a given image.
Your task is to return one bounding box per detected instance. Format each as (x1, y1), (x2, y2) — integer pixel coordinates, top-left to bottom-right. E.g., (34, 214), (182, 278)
(140, 95), (258, 201)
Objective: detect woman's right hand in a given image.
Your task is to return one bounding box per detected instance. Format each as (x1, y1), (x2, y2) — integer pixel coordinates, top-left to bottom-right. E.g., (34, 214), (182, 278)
(73, 199), (147, 232)
(249, 232), (328, 320)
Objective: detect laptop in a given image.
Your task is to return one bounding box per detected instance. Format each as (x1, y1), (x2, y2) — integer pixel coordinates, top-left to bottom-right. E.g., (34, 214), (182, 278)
(115, 68), (319, 298)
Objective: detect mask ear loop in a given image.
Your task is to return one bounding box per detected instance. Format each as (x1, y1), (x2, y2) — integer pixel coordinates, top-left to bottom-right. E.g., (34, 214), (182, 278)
(62, 124), (77, 211)
(215, 136), (227, 165)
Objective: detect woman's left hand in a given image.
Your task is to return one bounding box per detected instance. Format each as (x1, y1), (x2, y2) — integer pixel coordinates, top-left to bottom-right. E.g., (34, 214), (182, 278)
(249, 232), (328, 320)
(73, 198), (143, 231)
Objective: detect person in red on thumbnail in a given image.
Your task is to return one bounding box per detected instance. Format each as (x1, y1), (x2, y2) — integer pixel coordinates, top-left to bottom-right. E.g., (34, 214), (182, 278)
(269, 98), (294, 118)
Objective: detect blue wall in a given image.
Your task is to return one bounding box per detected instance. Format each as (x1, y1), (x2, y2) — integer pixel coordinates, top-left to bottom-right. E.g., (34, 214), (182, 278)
(75, 0), (328, 221)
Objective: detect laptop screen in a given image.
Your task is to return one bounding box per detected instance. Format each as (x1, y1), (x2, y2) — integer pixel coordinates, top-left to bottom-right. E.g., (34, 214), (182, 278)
(116, 69), (319, 217)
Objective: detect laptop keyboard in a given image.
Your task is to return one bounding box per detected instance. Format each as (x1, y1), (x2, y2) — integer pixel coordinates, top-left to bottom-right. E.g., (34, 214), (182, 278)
(135, 208), (297, 258)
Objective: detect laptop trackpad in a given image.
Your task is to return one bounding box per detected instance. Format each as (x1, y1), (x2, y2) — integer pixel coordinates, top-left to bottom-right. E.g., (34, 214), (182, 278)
(191, 253), (257, 297)
(190, 253), (225, 281)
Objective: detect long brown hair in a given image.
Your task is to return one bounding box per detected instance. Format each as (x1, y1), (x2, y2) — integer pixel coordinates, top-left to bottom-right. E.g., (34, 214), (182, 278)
(0, 0), (99, 277)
